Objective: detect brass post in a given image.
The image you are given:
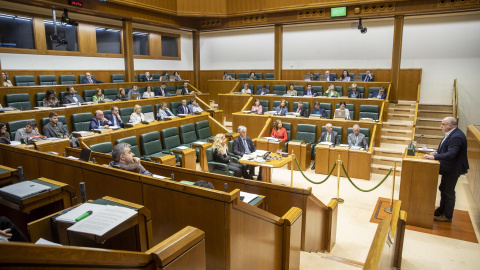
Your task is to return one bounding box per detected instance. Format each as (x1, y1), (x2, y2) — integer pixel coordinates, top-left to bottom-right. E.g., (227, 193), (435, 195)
(290, 150), (294, 187)
(332, 155), (344, 203)
(384, 161), (397, 213)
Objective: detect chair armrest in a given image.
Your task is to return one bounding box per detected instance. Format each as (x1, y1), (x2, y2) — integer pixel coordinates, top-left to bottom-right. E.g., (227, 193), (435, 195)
(208, 161), (229, 171)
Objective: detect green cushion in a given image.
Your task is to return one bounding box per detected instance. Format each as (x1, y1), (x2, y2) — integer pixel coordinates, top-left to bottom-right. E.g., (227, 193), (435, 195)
(141, 105), (153, 114)
(38, 75), (57, 85)
(170, 102), (182, 116)
(359, 105), (379, 120)
(5, 93), (32, 110)
(334, 86), (343, 96)
(179, 123), (198, 144)
(238, 73), (248, 80)
(259, 100), (269, 111)
(312, 86), (323, 95)
(227, 73), (236, 79)
(111, 74), (124, 83)
(140, 131), (165, 159)
(138, 87), (146, 95)
(265, 73), (274, 80)
(7, 119), (35, 140)
(41, 116), (68, 134)
(255, 73), (263, 80)
(104, 88), (118, 100)
(71, 112), (93, 131)
(152, 74), (161, 81)
(320, 103), (332, 118)
(35, 93), (46, 107)
(119, 107), (134, 123)
(283, 122), (292, 141)
(59, 75), (76, 85)
(90, 142), (113, 154)
(165, 85), (176, 95)
(115, 136), (141, 158)
(14, 75), (35, 86)
(206, 148), (235, 176)
(161, 127), (181, 150)
(195, 120), (212, 140)
(294, 85), (304, 92)
(83, 89), (96, 102)
(78, 75), (86, 83)
(368, 87), (381, 98)
(295, 124), (317, 144)
(273, 85), (287, 91)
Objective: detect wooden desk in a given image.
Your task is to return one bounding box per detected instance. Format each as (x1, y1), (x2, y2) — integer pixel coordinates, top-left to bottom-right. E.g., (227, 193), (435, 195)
(329, 146), (349, 177)
(32, 138), (71, 154)
(192, 142), (212, 172)
(399, 150), (440, 229)
(149, 155), (176, 166)
(173, 148), (196, 170)
(256, 138), (286, 152)
(0, 164), (18, 187)
(239, 154), (292, 183)
(288, 141), (311, 171)
(28, 196), (153, 252)
(347, 148), (372, 180)
(0, 177), (75, 240)
(315, 144), (331, 174)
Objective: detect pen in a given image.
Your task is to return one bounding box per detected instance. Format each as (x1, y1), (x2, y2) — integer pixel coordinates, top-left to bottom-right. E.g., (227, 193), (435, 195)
(75, 210), (93, 222)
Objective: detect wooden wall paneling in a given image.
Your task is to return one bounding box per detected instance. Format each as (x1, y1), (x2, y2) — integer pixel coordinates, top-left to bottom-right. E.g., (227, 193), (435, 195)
(78, 23), (97, 54)
(0, 145), (40, 180)
(274, 24), (283, 80)
(467, 125), (480, 216)
(123, 20), (135, 83)
(33, 17), (47, 53)
(390, 15), (404, 102)
(149, 33), (163, 58)
(193, 31), (200, 89)
(398, 69), (422, 101)
(38, 155), (84, 199)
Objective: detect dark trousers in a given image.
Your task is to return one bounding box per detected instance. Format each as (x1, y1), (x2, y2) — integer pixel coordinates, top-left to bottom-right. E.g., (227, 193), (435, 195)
(247, 165), (262, 180)
(437, 173), (460, 219)
(228, 162), (249, 178)
(0, 216), (27, 242)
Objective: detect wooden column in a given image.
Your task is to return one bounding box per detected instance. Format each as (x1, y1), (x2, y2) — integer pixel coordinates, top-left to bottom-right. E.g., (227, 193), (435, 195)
(274, 24), (283, 80)
(122, 19), (134, 83)
(390, 15), (404, 103)
(193, 31), (200, 89)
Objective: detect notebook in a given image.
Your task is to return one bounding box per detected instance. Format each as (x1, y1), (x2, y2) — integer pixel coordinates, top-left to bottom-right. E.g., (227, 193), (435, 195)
(129, 93), (139, 100)
(144, 112), (155, 122)
(334, 109), (347, 119)
(0, 180), (51, 199)
(79, 147), (92, 162)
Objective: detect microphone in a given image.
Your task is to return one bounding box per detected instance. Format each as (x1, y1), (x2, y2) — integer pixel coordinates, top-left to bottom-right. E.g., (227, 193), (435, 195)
(79, 182), (87, 203)
(417, 134), (424, 140)
(170, 173), (174, 181)
(17, 166), (24, 181)
(224, 183), (228, 192)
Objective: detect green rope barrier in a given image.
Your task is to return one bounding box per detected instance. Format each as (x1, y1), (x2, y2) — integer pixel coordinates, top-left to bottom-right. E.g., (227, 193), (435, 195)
(294, 157), (336, 185)
(341, 162), (392, 192)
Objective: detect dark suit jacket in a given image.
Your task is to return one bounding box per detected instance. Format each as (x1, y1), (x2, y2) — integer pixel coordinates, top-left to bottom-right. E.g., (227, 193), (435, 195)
(293, 106), (308, 117)
(371, 92), (386, 99)
(106, 114), (124, 128)
(310, 108), (327, 118)
(256, 89), (270, 95)
(304, 89), (318, 96)
(181, 88), (191, 95)
(177, 105), (191, 115)
(63, 94), (85, 104)
(81, 77), (104, 84)
(142, 77), (152, 82)
(435, 128), (469, 175)
(319, 131), (340, 145)
(43, 122), (69, 138)
(325, 75), (335, 81)
(90, 118), (110, 130)
(155, 88), (170, 97)
(362, 74), (374, 82)
(233, 136), (256, 156)
(349, 91), (360, 98)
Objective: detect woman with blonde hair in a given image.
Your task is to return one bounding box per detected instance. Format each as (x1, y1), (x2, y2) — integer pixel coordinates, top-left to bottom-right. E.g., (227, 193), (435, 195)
(129, 104), (145, 123)
(92, 88), (105, 103)
(212, 133), (249, 178)
(115, 88), (128, 101)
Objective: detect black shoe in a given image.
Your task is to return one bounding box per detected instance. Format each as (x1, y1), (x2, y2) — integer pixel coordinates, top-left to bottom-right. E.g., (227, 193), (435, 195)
(311, 164), (315, 170)
(434, 215), (452, 222)
(434, 208), (442, 217)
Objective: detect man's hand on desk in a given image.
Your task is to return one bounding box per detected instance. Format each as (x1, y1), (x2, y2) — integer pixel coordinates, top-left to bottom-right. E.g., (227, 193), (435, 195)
(429, 151), (437, 155)
(422, 154), (435, 160)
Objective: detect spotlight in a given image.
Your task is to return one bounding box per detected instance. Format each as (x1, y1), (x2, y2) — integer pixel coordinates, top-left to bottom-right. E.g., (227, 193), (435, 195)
(361, 27), (367, 34)
(358, 18), (367, 34)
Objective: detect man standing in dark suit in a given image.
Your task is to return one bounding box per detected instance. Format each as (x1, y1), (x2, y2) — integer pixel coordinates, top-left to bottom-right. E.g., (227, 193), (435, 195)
(177, 99), (191, 115)
(423, 117), (468, 222)
(362, 70), (374, 82)
(82, 72), (104, 84)
(311, 123), (340, 170)
(293, 101), (308, 117)
(105, 106), (124, 128)
(233, 126), (261, 180)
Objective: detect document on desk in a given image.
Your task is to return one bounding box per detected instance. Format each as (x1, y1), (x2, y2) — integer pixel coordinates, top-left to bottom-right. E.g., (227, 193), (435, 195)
(176, 146), (189, 150)
(240, 191), (258, 204)
(192, 141), (207, 145)
(36, 238), (62, 246)
(56, 203), (108, 223)
(67, 205), (137, 236)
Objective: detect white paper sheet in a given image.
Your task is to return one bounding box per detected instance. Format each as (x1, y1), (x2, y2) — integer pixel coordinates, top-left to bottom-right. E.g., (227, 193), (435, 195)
(240, 191), (258, 204)
(153, 174), (167, 179)
(192, 141), (207, 145)
(55, 203), (109, 223)
(319, 142), (333, 145)
(176, 146), (189, 150)
(36, 238), (62, 246)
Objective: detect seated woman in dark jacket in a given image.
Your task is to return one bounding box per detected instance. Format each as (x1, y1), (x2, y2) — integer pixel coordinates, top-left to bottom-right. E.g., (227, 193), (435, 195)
(212, 133), (249, 179)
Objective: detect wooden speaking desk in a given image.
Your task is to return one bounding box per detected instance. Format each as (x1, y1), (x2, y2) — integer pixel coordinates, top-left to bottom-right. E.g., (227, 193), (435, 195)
(399, 150), (440, 229)
(239, 153), (293, 183)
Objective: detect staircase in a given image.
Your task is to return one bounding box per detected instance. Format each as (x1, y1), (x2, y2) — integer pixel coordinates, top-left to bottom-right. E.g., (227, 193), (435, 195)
(371, 101), (416, 175)
(415, 104), (453, 149)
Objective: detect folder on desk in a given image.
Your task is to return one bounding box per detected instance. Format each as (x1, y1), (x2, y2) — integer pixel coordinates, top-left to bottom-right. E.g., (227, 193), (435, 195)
(0, 180), (51, 200)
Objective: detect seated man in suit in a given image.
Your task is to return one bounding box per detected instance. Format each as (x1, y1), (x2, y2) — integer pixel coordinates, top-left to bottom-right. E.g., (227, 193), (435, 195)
(311, 123), (340, 170)
(106, 106), (124, 128)
(233, 125), (261, 180)
(181, 82), (193, 95)
(349, 83), (361, 98)
(310, 101), (327, 118)
(142, 71), (153, 82)
(14, 121), (39, 142)
(109, 143), (152, 176)
(155, 83), (171, 97)
(304, 84), (318, 96)
(256, 85), (270, 95)
(372, 87), (387, 99)
(63, 86), (85, 104)
(324, 70), (335, 81)
(188, 98), (203, 113)
(127, 84), (141, 100)
(82, 72), (104, 84)
(293, 101), (308, 117)
(177, 99), (191, 115)
(362, 70), (374, 82)
(348, 124), (368, 150)
(90, 110), (110, 130)
(43, 112), (69, 139)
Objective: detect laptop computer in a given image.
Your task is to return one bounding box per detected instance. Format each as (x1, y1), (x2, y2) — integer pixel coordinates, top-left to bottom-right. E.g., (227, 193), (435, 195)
(79, 147), (92, 162)
(0, 180), (51, 200)
(354, 76), (363, 81)
(319, 75), (328, 81)
(333, 109), (347, 119)
(130, 93), (139, 100)
(303, 75), (311, 81)
(160, 76), (168, 81)
(144, 112), (155, 122)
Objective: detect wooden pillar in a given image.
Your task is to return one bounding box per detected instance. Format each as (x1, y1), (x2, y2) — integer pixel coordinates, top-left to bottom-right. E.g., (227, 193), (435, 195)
(390, 15), (404, 102)
(193, 31), (200, 89)
(274, 24), (283, 80)
(122, 19), (134, 83)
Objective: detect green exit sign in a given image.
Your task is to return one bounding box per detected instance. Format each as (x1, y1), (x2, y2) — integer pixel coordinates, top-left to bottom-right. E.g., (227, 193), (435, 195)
(331, 7), (347, 17)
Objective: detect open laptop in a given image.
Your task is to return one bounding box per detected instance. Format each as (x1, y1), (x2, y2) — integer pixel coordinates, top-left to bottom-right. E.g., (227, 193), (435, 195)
(79, 147), (92, 162)
(354, 76), (363, 81)
(333, 109), (347, 119)
(129, 93), (139, 100)
(144, 112), (155, 122)
(319, 75), (328, 81)
(160, 76), (168, 81)
(303, 75), (311, 81)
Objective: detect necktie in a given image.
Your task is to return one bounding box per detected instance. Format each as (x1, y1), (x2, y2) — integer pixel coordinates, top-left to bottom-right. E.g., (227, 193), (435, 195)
(166, 110), (171, 116)
(72, 96), (79, 103)
(308, 90), (311, 95)
(113, 116), (117, 126)
(355, 135), (358, 146)
(243, 139), (250, 154)
(327, 134), (331, 142)
(89, 79), (93, 83)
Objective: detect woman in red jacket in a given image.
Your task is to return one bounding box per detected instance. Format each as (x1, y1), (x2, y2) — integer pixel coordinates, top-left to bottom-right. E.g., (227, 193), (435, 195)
(270, 120), (288, 141)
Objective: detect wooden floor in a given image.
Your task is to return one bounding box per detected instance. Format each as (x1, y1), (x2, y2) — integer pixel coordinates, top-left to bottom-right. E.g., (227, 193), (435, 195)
(370, 197), (478, 244)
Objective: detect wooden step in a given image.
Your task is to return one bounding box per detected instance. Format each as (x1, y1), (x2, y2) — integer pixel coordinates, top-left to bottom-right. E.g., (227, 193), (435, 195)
(396, 100), (416, 105)
(372, 156), (402, 166)
(418, 110), (453, 119)
(371, 164), (401, 174)
(373, 148), (405, 158)
(388, 113), (414, 121)
(381, 135), (411, 145)
(382, 128), (412, 138)
(388, 108), (415, 116)
(417, 118), (442, 127)
(415, 126), (444, 136)
(418, 104), (453, 112)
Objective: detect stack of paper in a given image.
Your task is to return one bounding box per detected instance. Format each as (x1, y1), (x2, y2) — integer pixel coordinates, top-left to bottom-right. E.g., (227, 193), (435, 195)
(55, 203), (108, 223)
(240, 191), (258, 204)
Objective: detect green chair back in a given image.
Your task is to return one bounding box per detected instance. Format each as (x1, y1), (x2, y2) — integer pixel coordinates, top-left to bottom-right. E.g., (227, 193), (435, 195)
(59, 75), (76, 85)
(227, 73), (236, 79)
(78, 75), (86, 83)
(311, 86), (323, 95)
(259, 100), (269, 111)
(368, 87), (381, 98)
(90, 142), (113, 154)
(38, 75), (57, 85)
(359, 105), (379, 120)
(35, 93), (46, 107)
(319, 103), (332, 118)
(170, 101), (182, 116)
(14, 75), (35, 86)
(141, 105), (153, 114)
(165, 85), (176, 95)
(195, 120), (212, 140)
(140, 131), (164, 157)
(119, 107), (134, 123)
(111, 74), (124, 83)
(115, 136), (141, 157)
(152, 74), (161, 81)
(5, 93), (32, 110)
(295, 124), (316, 144)
(104, 88), (118, 100)
(41, 116), (69, 134)
(71, 112), (93, 131)
(7, 119), (35, 140)
(265, 73), (274, 80)
(334, 86), (343, 96)
(238, 73), (248, 80)
(255, 73), (263, 80)
(83, 89), (96, 102)
(321, 126), (343, 143)
(283, 122), (292, 141)
(179, 123), (198, 144)
(161, 127), (181, 150)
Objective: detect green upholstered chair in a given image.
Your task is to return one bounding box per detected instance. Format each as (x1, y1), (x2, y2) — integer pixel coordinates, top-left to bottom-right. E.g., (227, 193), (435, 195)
(170, 101), (182, 116)
(294, 85), (305, 96)
(227, 73), (236, 79)
(293, 102), (310, 117)
(272, 100), (289, 110)
(283, 122), (292, 151)
(60, 91), (80, 104)
(14, 75), (35, 86)
(259, 100), (269, 112)
(348, 73), (355, 81)
(139, 74), (145, 82)
(227, 140), (243, 160)
(334, 86), (343, 96)
(265, 73), (274, 80)
(152, 74), (161, 81)
(154, 103), (162, 119)
(272, 85), (287, 96)
(330, 73), (337, 80)
(291, 124), (317, 158)
(83, 89), (96, 102)
(35, 93), (46, 107)
(89, 142), (113, 154)
(319, 103), (332, 118)
(359, 105), (379, 120)
(255, 73), (263, 80)
(137, 87), (146, 95)
(134, 74), (138, 82)
(335, 103), (355, 120)
(165, 85), (176, 95)
(111, 74), (124, 83)
(195, 120), (213, 142)
(78, 75), (86, 83)
(141, 105), (153, 114)
(59, 75), (76, 85)
(348, 86), (365, 98)
(368, 87), (381, 98)
(38, 75), (57, 85)
(119, 107), (134, 123)
(176, 85), (183, 91)
(320, 126), (343, 144)
(140, 131), (169, 161)
(206, 147), (235, 176)
(41, 116), (69, 134)
(71, 113), (93, 131)
(311, 86), (323, 96)
(238, 73), (248, 80)
(104, 88), (118, 100)
(179, 123), (200, 158)
(347, 127), (370, 147)
(160, 127), (186, 163)
(115, 136), (142, 158)
(7, 119), (35, 140)
(5, 93), (32, 110)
